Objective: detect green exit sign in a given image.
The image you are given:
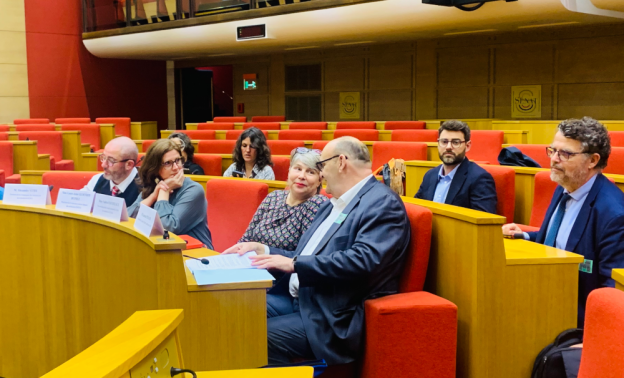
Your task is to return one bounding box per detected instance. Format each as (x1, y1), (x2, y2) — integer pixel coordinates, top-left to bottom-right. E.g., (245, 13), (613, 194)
(243, 73), (257, 90)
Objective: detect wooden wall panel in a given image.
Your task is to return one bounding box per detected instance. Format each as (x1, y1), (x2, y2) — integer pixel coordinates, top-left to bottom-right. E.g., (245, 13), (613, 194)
(368, 90), (412, 120)
(495, 44), (554, 86)
(556, 36), (624, 84)
(0, 64), (28, 97)
(437, 87), (489, 119)
(437, 48), (489, 88)
(0, 97), (30, 122)
(323, 92), (341, 121)
(0, 0), (28, 123)
(324, 58), (365, 92)
(558, 83), (624, 120)
(369, 54), (413, 90)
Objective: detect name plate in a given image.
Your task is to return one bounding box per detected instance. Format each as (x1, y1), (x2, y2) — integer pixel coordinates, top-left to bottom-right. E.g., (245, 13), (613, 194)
(134, 204), (164, 237)
(55, 189), (95, 214)
(3, 184), (51, 206)
(92, 194), (128, 222)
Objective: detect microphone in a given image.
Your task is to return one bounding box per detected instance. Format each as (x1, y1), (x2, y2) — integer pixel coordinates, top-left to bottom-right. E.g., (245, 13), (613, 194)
(183, 255), (209, 265)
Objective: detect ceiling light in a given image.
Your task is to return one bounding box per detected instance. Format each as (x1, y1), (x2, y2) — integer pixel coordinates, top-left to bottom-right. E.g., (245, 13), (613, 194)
(334, 41), (375, 46)
(285, 46), (320, 51)
(444, 29), (497, 36)
(518, 22), (580, 29)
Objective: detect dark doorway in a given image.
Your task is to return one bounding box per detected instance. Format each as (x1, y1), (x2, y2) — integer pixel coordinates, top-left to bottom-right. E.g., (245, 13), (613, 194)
(179, 67), (214, 126)
(197, 65), (234, 118)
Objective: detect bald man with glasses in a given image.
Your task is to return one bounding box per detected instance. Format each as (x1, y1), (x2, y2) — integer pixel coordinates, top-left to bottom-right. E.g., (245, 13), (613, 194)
(82, 136), (140, 206)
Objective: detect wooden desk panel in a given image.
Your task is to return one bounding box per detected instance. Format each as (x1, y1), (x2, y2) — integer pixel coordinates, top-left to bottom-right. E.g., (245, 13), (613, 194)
(131, 121), (158, 140)
(614, 269), (624, 291)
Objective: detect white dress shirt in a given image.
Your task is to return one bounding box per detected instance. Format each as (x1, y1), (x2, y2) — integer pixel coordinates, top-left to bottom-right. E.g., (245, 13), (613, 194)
(82, 168), (138, 193)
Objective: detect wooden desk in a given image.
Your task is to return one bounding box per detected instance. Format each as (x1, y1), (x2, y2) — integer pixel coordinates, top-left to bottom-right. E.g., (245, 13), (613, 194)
(402, 197), (583, 378)
(131, 121), (158, 140)
(7, 140), (51, 173)
(614, 269), (624, 291)
(0, 203), (271, 378)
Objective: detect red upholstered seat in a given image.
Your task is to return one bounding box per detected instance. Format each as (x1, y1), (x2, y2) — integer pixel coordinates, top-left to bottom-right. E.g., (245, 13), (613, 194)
(191, 154), (222, 176)
(603, 147), (624, 175)
(15, 125), (56, 132)
(95, 118), (131, 138)
(205, 179), (268, 252)
(226, 130), (269, 140)
(312, 141), (329, 150)
(578, 288), (624, 378)
(213, 116), (246, 122)
(288, 122), (327, 130)
(242, 122), (281, 130)
(384, 121), (426, 130)
(518, 170), (558, 231)
(372, 142), (427, 172)
(333, 129), (379, 141)
(267, 140), (305, 155)
(272, 156), (290, 181)
(42, 171), (99, 204)
(18, 131), (74, 171)
(467, 130), (504, 165)
(479, 165), (516, 222)
(197, 140), (236, 154)
(197, 123), (235, 130)
(14, 118), (49, 124)
(0, 132), (9, 140)
(509, 144), (550, 168)
(335, 122), (376, 130)
(0, 126), (10, 132)
(608, 131), (624, 147)
(60, 124), (101, 151)
(176, 130), (216, 140)
(251, 116), (286, 122)
(278, 130), (323, 140)
(142, 140), (156, 152)
(391, 129), (439, 142)
(136, 153), (146, 167)
(55, 118), (90, 124)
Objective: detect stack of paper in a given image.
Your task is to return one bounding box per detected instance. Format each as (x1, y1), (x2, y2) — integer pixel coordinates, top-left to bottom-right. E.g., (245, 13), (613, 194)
(185, 252), (275, 285)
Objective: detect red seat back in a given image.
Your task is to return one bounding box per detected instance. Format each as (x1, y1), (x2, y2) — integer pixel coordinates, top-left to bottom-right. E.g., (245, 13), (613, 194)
(272, 156), (290, 181)
(60, 124), (101, 150)
(530, 171), (558, 227)
(0, 126), (10, 132)
(279, 130), (323, 140)
(55, 118), (90, 124)
(333, 129), (379, 141)
(14, 118), (49, 125)
(288, 122), (327, 130)
(392, 130), (439, 142)
(42, 171), (99, 204)
(384, 121), (426, 130)
(191, 154), (222, 176)
(608, 131), (624, 147)
(0, 142), (14, 177)
(197, 140), (236, 154)
(510, 144), (550, 168)
(136, 153), (146, 167)
(467, 130), (504, 165)
(372, 142), (427, 172)
(176, 130), (216, 140)
(18, 131), (63, 161)
(400, 202), (433, 293)
(242, 122), (281, 130)
(95, 117), (131, 138)
(15, 125), (56, 132)
(142, 140), (156, 152)
(479, 165), (516, 222)
(578, 288), (624, 378)
(336, 122), (376, 130)
(603, 147), (624, 175)
(251, 116), (286, 122)
(213, 117), (246, 122)
(0, 132), (9, 140)
(226, 130), (269, 140)
(312, 141), (330, 150)
(206, 179), (268, 252)
(267, 140), (305, 155)
(197, 123), (235, 130)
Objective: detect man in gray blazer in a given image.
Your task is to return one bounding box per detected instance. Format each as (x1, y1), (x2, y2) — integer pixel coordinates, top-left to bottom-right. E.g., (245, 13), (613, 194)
(225, 137), (410, 365)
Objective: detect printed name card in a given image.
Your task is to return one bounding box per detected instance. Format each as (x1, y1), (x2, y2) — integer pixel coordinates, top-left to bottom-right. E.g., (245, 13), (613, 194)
(55, 189), (95, 214)
(92, 194), (128, 222)
(134, 204), (164, 237)
(3, 184), (51, 206)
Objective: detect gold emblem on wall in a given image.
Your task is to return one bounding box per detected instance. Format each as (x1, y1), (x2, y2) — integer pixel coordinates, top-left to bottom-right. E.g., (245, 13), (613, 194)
(512, 85), (541, 118)
(339, 92), (361, 119)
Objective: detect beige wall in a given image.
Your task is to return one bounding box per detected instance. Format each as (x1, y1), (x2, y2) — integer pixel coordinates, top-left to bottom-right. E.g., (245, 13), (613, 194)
(179, 22), (624, 121)
(0, 0), (29, 124)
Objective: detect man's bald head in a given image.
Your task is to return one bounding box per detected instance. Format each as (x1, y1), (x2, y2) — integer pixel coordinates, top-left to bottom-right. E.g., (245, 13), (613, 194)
(101, 136), (138, 184)
(328, 136), (371, 167)
(107, 136), (138, 161)
(320, 137), (373, 198)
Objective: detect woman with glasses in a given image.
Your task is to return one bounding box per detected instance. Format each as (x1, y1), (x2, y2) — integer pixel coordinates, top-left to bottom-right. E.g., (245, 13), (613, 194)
(168, 132), (204, 175)
(127, 139), (213, 249)
(235, 147), (328, 251)
(223, 127), (275, 180)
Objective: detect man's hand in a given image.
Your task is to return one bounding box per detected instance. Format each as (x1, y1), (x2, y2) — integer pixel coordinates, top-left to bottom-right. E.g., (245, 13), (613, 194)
(222, 242), (266, 255)
(250, 255), (295, 273)
(502, 223), (523, 236)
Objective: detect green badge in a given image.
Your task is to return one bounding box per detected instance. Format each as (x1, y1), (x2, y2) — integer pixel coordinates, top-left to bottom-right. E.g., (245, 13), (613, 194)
(579, 259), (593, 274)
(335, 213), (348, 224)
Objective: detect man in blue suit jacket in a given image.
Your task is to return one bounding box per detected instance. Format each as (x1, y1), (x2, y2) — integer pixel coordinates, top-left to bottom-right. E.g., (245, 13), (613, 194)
(415, 120), (497, 214)
(225, 137), (410, 365)
(503, 117), (624, 327)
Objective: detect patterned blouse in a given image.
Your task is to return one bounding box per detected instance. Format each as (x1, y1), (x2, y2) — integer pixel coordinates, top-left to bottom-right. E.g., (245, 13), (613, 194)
(239, 190), (328, 251)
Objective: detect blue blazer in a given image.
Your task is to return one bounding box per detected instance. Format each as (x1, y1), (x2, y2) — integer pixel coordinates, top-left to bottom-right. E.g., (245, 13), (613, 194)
(527, 174), (624, 327)
(415, 159), (498, 214)
(268, 177), (410, 365)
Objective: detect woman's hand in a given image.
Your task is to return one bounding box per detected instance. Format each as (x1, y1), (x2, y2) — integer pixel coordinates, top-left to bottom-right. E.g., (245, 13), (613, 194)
(222, 242), (266, 255)
(164, 170), (185, 191)
(141, 184), (162, 207)
(156, 181), (171, 202)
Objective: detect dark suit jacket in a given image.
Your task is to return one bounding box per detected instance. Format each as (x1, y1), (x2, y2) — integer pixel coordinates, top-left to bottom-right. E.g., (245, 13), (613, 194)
(93, 174), (140, 207)
(527, 173), (624, 327)
(415, 158), (497, 214)
(268, 177), (410, 365)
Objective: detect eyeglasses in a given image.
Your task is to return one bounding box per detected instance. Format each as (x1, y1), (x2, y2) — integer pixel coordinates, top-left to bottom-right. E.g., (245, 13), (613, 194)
(438, 139), (467, 148)
(315, 155), (347, 171)
(162, 157), (184, 169)
(546, 147), (586, 161)
(291, 147), (322, 157)
(99, 155), (133, 166)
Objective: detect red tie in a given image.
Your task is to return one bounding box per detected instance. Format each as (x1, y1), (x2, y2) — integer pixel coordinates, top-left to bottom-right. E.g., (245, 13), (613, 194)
(111, 186), (120, 197)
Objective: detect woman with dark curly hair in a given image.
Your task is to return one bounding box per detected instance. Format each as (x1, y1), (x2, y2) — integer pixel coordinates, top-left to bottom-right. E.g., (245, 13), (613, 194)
(127, 139), (213, 249)
(223, 127), (275, 180)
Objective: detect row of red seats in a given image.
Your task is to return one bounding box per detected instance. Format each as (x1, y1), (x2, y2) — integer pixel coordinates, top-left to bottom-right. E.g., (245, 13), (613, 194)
(0, 132), (73, 172)
(199, 121), (426, 130)
(213, 116), (287, 123)
(10, 117), (132, 139)
(1, 124), (103, 152)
